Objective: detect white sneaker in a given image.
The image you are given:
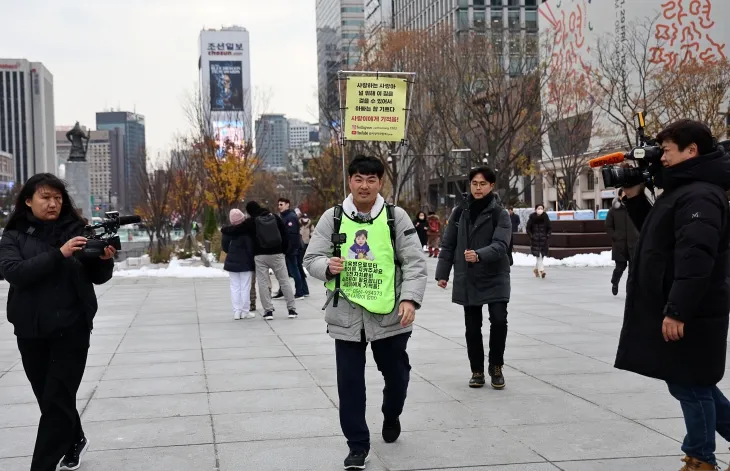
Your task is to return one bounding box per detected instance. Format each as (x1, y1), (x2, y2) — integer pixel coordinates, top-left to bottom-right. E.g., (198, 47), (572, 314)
(233, 312), (242, 320)
(242, 312), (255, 319)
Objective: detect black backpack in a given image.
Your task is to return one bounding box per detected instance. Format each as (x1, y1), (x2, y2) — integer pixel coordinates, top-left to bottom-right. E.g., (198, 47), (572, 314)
(453, 205), (513, 266)
(254, 213), (283, 249)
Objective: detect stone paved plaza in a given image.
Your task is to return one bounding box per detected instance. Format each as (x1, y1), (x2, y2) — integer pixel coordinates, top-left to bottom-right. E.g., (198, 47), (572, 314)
(1, 260), (729, 470)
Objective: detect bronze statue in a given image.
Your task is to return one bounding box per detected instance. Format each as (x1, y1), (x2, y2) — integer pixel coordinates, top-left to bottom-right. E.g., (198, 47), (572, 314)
(66, 122), (89, 162)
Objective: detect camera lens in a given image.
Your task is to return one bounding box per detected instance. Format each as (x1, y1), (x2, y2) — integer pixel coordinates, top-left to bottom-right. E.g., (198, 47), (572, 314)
(601, 166), (646, 188)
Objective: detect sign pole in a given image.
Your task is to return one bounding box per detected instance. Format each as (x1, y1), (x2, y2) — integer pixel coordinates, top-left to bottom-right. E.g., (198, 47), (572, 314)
(337, 72), (348, 199)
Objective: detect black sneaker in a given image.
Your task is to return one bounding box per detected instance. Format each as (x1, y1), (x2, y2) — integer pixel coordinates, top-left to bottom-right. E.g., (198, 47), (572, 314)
(611, 283), (619, 296)
(263, 311), (274, 321)
(344, 449), (369, 470)
(272, 291), (284, 300)
(59, 436), (88, 471)
(288, 310), (298, 319)
(295, 295), (305, 300)
(488, 364), (505, 389)
(469, 372), (485, 388)
(382, 417), (401, 443)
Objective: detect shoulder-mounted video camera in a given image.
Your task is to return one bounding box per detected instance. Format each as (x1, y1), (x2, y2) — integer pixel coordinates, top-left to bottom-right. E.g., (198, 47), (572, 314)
(588, 112), (664, 192)
(79, 211), (141, 258)
(589, 112), (730, 193)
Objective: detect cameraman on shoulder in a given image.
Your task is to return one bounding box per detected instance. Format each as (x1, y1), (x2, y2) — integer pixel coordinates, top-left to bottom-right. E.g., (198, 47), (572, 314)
(615, 120), (730, 471)
(0, 174), (115, 471)
(304, 155), (427, 470)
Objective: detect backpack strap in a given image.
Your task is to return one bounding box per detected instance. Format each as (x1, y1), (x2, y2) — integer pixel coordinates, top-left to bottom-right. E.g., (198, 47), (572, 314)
(385, 204), (401, 267)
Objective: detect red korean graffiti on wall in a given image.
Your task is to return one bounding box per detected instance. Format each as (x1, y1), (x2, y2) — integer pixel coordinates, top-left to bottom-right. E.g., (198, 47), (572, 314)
(540, 0), (593, 112)
(649, 0), (727, 67)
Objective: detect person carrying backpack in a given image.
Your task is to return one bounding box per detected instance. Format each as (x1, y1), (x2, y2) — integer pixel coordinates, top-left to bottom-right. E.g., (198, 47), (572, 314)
(435, 166), (512, 390)
(304, 155), (427, 470)
(241, 201), (298, 320)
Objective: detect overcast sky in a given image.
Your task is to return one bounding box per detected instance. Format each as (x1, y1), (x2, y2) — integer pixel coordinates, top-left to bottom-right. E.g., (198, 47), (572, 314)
(1, 0), (319, 159)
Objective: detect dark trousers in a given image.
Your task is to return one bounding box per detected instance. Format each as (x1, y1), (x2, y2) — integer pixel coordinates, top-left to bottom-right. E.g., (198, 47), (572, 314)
(285, 252), (308, 297)
(611, 260), (628, 285)
(335, 331), (411, 452)
(464, 303), (508, 373)
(17, 321), (90, 471)
(298, 243), (308, 279)
(667, 382), (730, 465)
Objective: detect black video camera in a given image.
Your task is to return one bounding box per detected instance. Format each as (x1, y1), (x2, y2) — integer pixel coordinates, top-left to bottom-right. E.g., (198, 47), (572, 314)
(79, 211), (141, 258)
(598, 112), (664, 191)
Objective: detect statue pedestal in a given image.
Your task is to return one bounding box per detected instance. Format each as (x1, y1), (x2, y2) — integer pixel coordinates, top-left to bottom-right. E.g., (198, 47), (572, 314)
(65, 160), (92, 220)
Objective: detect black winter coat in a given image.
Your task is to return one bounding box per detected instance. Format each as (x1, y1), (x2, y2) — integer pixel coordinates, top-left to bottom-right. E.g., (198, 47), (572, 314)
(0, 215), (114, 338)
(413, 218), (428, 246)
(615, 149), (730, 386)
(510, 213), (521, 233)
(605, 198), (639, 263)
(238, 209), (289, 256)
(280, 209), (301, 256)
(526, 212), (551, 257)
(221, 224), (255, 272)
(435, 194), (512, 306)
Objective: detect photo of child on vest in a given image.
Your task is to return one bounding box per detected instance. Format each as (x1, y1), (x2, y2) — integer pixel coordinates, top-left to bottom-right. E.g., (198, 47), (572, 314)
(348, 229), (375, 260)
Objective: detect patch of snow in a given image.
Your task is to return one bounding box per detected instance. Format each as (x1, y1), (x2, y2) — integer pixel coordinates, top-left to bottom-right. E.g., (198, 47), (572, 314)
(512, 251), (613, 268)
(114, 258), (228, 278)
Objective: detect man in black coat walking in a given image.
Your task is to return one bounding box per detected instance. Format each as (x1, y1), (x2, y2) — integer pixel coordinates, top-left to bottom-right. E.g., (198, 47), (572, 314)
(616, 120), (730, 471)
(436, 167), (512, 390)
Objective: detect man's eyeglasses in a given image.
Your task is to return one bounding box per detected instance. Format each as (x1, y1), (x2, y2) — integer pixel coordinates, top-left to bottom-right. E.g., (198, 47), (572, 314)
(470, 181), (490, 188)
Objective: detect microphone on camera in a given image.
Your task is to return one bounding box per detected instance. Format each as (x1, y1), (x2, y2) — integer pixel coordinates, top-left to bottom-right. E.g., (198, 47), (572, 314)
(117, 215), (142, 225)
(588, 151), (626, 168)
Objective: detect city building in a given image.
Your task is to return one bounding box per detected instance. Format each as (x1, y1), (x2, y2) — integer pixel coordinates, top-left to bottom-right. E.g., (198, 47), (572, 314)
(96, 111), (146, 213)
(316, 0), (365, 141)
(0, 151), (14, 192)
(255, 114), (290, 170)
(56, 127), (124, 216)
(288, 119), (318, 150)
(393, 0), (540, 74)
(0, 59), (56, 183)
(536, 0), (730, 210)
(365, 0), (394, 35)
(198, 26), (253, 144)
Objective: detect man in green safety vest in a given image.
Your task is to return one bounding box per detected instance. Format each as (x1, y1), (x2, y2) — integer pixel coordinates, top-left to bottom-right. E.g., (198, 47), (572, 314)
(304, 155), (427, 470)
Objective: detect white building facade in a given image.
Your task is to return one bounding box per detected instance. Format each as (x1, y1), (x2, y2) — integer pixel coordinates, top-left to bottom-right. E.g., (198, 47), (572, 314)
(537, 0), (730, 211)
(198, 26), (253, 145)
(0, 59), (56, 183)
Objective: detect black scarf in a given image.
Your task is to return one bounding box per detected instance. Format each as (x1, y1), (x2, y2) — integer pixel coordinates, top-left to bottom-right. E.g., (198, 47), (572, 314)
(468, 193), (494, 224)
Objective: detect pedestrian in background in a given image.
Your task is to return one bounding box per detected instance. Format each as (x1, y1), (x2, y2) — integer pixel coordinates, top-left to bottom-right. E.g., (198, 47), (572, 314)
(426, 212), (441, 258)
(508, 207), (520, 233)
(273, 198), (309, 300)
(526, 204), (551, 278)
(413, 211), (428, 251)
(436, 167), (512, 389)
(605, 189), (638, 296)
(222, 209), (256, 320)
(243, 201), (298, 320)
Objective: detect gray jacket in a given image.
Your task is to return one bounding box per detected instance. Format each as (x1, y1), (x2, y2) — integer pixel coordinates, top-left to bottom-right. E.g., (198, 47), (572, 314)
(304, 197), (428, 342)
(435, 194), (511, 306)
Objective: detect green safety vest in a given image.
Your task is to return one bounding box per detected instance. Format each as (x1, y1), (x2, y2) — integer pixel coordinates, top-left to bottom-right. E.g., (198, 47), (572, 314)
(325, 208), (396, 314)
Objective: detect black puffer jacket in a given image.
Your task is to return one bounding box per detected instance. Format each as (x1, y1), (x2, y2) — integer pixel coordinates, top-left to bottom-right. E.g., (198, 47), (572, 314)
(0, 214), (114, 338)
(615, 149), (730, 386)
(526, 212), (551, 257)
(221, 224), (255, 272)
(436, 193), (512, 306)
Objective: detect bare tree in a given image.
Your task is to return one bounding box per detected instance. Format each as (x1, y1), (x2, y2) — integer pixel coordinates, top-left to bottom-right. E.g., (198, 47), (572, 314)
(168, 137), (206, 251)
(654, 60), (730, 137)
(541, 65), (609, 209)
(135, 159), (173, 254)
(592, 18), (676, 146)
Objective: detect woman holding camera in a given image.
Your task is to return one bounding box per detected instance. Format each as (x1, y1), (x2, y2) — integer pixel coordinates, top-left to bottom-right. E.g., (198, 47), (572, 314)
(0, 173), (115, 471)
